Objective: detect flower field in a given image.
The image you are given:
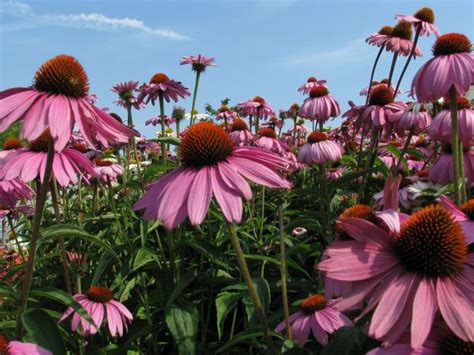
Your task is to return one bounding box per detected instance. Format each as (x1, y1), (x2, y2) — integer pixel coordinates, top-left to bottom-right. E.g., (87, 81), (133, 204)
(0, 4), (473, 355)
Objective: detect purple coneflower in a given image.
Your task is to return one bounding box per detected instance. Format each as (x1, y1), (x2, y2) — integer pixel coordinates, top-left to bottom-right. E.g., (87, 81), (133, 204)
(298, 131), (344, 165)
(299, 87), (340, 123)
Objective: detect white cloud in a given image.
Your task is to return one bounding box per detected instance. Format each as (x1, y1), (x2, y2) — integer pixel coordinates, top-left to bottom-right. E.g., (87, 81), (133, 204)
(280, 38), (372, 66)
(0, 1), (189, 40)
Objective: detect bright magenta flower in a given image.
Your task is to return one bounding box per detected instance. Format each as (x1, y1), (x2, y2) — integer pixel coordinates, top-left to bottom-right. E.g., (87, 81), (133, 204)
(0, 55), (134, 152)
(440, 196), (474, 245)
(180, 54), (215, 72)
(60, 286), (133, 337)
(111, 80), (144, 110)
(138, 73), (190, 104)
(0, 335), (52, 355)
(134, 122), (290, 229)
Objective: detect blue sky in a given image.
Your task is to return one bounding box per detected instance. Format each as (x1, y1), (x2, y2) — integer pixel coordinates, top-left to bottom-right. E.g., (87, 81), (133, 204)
(1, 0), (473, 137)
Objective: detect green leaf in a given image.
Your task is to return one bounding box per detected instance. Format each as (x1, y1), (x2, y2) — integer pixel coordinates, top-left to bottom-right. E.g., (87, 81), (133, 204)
(166, 269), (196, 308)
(22, 309), (67, 355)
(242, 277), (270, 327)
(133, 247), (161, 271)
(91, 251), (116, 286)
(40, 224), (118, 260)
(217, 328), (284, 352)
(406, 147), (425, 160)
(322, 326), (367, 355)
(165, 299), (198, 355)
(341, 154), (357, 166)
(151, 136), (181, 145)
(384, 144), (402, 159)
(215, 291), (241, 339)
(182, 240), (232, 270)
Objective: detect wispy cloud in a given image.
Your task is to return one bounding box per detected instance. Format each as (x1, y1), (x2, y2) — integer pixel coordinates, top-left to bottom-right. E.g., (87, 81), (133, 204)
(279, 38), (372, 67)
(0, 1), (189, 40)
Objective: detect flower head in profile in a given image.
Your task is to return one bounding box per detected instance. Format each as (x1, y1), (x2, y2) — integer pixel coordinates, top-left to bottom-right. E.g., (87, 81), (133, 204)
(275, 294), (352, 347)
(391, 103), (432, 134)
(229, 118), (254, 146)
(396, 7), (441, 37)
(440, 195), (474, 245)
(385, 21), (423, 57)
(429, 147), (474, 186)
(298, 76), (328, 95)
(145, 115), (176, 127)
(0, 54), (135, 152)
(255, 128), (287, 156)
(299, 87), (340, 122)
(298, 131), (344, 165)
(359, 86), (407, 128)
(366, 25), (393, 47)
(134, 122), (290, 229)
(411, 33), (473, 102)
(0, 335), (52, 355)
(215, 105), (237, 121)
(111, 81), (144, 110)
(291, 227), (307, 236)
(60, 286), (133, 337)
(319, 205), (473, 349)
(180, 54), (215, 73)
(138, 72), (190, 105)
(93, 159), (124, 183)
(238, 96), (275, 119)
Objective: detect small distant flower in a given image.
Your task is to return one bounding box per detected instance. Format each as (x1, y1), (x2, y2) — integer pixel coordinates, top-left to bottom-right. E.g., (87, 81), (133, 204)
(396, 7), (441, 37)
(298, 131), (344, 165)
(385, 21), (423, 57)
(0, 335), (52, 355)
(286, 103), (301, 118)
(138, 73), (190, 105)
(440, 195), (474, 244)
(275, 295), (352, 347)
(145, 115), (176, 127)
(60, 286), (133, 337)
(298, 77), (328, 95)
(288, 122), (311, 137)
(360, 79), (401, 96)
(366, 25), (393, 47)
(66, 251), (88, 266)
(255, 128), (287, 155)
(0, 130), (95, 187)
(172, 106), (186, 121)
(180, 54), (215, 73)
(359, 86), (407, 128)
(229, 118), (254, 146)
(411, 33), (473, 102)
(94, 159), (124, 183)
(238, 96), (275, 119)
(215, 105), (237, 121)
(291, 227), (307, 236)
(326, 167), (343, 181)
(111, 81), (144, 110)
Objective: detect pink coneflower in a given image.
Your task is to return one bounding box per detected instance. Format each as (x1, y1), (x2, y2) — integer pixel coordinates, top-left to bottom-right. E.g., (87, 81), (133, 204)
(326, 166), (343, 181)
(145, 115), (176, 127)
(396, 7), (441, 37)
(319, 205), (473, 348)
(255, 128), (287, 155)
(215, 105), (237, 122)
(0, 130), (95, 187)
(0, 179), (33, 207)
(111, 80), (144, 110)
(288, 122), (311, 137)
(411, 33), (473, 102)
(428, 96), (474, 145)
(360, 86), (407, 128)
(286, 103), (301, 119)
(298, 131), (344, 165)
(94, 159), (124, 183)
(440, 196), (474, 244)
(385, 21), (423, 57)
(238, 96), (275, 119)
(180, 54), (215, 73)
(0, 335), (52, 355)
(138, 73), (190, 105)
(229, 118), (254, 146)
(0, 54), (134, 152)
(66, 251), (88, 266)
(291, 227), (307, 237)
(297, 76), (328, 95)
(360, 80), (400, 96)
(391, 103), (432, 133)
(134, 122), (290, 229)
(299, 87), (340, 122)
(60, 286), (133, 337)
(374, 177), (416, 210)
(429, 149), (474, 186)
(275, 295), (352, 347)
(366, 26), (394, 47)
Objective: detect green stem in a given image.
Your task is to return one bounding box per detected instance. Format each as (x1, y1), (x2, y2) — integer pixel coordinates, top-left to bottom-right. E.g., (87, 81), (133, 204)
(16, 137), (55, 337)
(259, 186), (266, 239)
(6, 215), (25, 261)
(360, 128), (381, 203)
(190, 71), (201, 125)
(392, 126), (415, 175)
(159, 93), (167, 165)
(449, 86), (462, 205)
(394, 27), (421, 99)
(387, 52), (399, 87)
(458, 140), (467, 203)
(365, 44), (386, 105)
(226, 223), (277, 355)
(255, 108), (261, 136)
(278, 204), (292, 340)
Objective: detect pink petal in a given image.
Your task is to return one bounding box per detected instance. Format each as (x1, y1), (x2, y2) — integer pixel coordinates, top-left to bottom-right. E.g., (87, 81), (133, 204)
(187, 167), (212, 225)
(411, 278), (437, 349)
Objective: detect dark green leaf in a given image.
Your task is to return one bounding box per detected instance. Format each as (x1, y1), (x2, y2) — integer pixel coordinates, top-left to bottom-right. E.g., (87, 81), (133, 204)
(22, 309), (66, 355)
(165, 299), (198, 355)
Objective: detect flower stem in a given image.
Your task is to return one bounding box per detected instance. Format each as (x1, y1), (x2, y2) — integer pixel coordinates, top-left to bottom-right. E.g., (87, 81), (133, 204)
(16, 137), (55, 337)
(226, 223), (277, 355)
(366, 45), (385, 105)
(159, 93), (167, 165)
(387, 52), (399, 87)
(6, 215), (25, 261)
(255, 108), (261, 136)
(190, 71), (201, 125)
(392, 126), (415, 175)
(278, 204), (292, 340)
(394, 27), (421, 99)
(458, 140), (467, 202)
(449, 86), (462, 205)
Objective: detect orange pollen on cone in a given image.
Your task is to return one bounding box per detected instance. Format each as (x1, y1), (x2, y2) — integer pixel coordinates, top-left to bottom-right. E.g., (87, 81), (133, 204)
(300, 294), (327, 314)
(258, 127), (277, 138)
(307, 131), (328, 143)
(230, 118), (248, 132)
(378, 26), (393, 36)
(150, 72), (170, 84)
(340, 204), (376, 221)
(391, 21), (413, 40)
(460, 199), (474, 220)
(396, 205), (467, 277)
(33, 54), (89, 98)
(442, 96), (471, 110)
(94, 159), (114, 167)
(87, 286), (113, 303)
(433, 33), (472, 56)
(369, 86), (394, 106)
(309, 86), (329, 98)
(72, 143), (87, 153)
(29, 129), (51, 152)
(253, 96), (265, 104)
(3, 137), (23, 150)
(180, 122), (234, 168)
(414, 7), (435, 24)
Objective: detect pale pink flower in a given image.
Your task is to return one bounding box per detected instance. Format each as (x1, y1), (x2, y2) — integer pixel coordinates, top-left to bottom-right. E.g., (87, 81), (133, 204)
(180, 54), (215, 72)
(237, 96), (275, 119)
(60, 286), (133, 337)
(298, 131), (344, 165)
(360, 81), (400, 96)
(0, 179), (33, 207)
(360, 86), (407, 128)
(255, 128), (287, 156)
(111, 80), (144, 110)
(391, 103), (432, 133)
(138, 73), (190, 105)
(215, 105), (237, 121)
(385, 21), (423, 57)
(0, 55), (134, 152)
(298, 77), (328, 95)
(229, 118), (254, 146)
(0, 335), (52, 355)
(366, 26), (394, 47)
(275, 295), (352, 347)
(326, 167), (343, 181)
(299, 87), (340, 122)
(429, 150), (474, 186)
(411, 33), (474, 102)
(319, 206), (473, 348)
(291, 227), (307, 236)
(66, 251), (88, 266)
(396, 7), (441, 37)
(94, 159), (124, 183)
(134, 122), (290, 229)
(440, 195), (474, 245)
